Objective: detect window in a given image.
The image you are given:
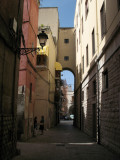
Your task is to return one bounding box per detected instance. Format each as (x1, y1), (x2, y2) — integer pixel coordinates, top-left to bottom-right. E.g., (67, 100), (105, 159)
(85, 0), (89, 19)
(55, 71), (60, 78)
(82, 91), (84, 101)
(103, 69), (108, 89)
(79, 29), (80, 44)
(64, 56), (69, 61)
(118, 0), (120, 10)
(82, 17), (83, 33)
(92, 29), (95, 56)
(76, 65), (78, 80)
(82, 56), (84, 73)
(93, 80), (96, 95)
(29, 83), (32, 102)
(100, 2), (106, 39)
(86, 45), (89, 66)
(79, 63), (82, 78)
(77, 39), (78, 52)
(64, 39), (69, 43)
(87, 87), (89, 99)
(36, 55), (47, 66)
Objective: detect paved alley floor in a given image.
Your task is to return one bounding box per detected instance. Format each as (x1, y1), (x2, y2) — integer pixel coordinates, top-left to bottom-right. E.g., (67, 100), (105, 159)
(13, 121), (120, 160)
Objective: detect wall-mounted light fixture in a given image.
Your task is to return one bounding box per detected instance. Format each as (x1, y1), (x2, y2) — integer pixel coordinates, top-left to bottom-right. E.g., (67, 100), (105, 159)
(18, 31), (48, 55)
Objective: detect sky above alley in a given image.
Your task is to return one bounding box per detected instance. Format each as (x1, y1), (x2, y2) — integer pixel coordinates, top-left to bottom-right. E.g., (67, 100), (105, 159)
(40, 0), (77, 27)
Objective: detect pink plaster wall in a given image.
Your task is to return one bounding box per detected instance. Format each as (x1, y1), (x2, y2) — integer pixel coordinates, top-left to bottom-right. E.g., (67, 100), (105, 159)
(19, 0), (39, 87)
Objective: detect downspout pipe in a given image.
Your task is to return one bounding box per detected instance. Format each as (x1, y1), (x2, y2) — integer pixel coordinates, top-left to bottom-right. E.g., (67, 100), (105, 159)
(97, 60), (100, 144)
(96, 0), (100, 144)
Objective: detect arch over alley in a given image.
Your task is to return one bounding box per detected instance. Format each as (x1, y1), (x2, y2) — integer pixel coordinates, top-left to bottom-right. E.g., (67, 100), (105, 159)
(57, 27), (76, 76)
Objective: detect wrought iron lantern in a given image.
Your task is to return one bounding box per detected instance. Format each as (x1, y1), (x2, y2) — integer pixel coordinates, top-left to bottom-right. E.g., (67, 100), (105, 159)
(37, 31), (48, 49)
(18, 31), (48, 55)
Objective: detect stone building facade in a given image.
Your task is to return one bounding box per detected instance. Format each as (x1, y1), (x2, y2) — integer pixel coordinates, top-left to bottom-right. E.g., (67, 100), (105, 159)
(17, 0), (40, 140)
(0, 0), (23, 159)
(74, 0), (120, 155)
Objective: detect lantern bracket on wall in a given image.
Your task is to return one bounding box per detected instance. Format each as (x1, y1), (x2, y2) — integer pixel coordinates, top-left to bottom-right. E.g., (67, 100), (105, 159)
(18, 31), (48, 55)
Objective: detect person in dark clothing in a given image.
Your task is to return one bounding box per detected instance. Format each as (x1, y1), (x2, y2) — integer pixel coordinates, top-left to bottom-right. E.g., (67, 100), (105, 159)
(39, 116), (44, 135)
(34, 117), (37, 136)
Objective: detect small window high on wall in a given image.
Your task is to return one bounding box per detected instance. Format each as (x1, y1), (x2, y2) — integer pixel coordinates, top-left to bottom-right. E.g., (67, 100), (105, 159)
(64, 56), (69, 61)
(64, 39), (69, 43)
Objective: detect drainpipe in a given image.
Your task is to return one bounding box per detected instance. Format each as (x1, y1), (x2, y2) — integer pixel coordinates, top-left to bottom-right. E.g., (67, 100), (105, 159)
(80, 83), (82, 130)
(96, 0), (100, 144)
(97, 60), (100, 144)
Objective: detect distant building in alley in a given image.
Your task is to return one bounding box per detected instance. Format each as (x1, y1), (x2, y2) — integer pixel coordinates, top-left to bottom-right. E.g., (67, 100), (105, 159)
(17, 0), (40, 140)
(61, 80), (68, 117)
(74, 0), (120, 155)
(0, 1), (24, 159)
(67, 85), (74, 115)
(60, 81), (74, 118)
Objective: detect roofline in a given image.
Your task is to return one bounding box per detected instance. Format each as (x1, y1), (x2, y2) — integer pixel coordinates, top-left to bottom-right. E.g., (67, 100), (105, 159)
(59, 27), (75, 29)
(39, 7), (58, 9)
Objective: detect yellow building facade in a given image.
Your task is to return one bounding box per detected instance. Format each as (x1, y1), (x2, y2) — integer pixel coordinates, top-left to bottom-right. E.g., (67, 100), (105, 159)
(34, 8), (61, 129)
(34, 27), (57, 129)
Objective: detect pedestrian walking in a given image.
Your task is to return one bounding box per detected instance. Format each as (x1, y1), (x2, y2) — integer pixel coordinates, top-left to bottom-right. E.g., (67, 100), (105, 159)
(34, 116), (37, 136)
(39, 116), (44, 135)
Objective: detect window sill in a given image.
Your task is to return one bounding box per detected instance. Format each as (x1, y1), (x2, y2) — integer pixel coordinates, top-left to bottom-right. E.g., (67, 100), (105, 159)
(102, 88), (108, 93)
(36, 65), (48, 70)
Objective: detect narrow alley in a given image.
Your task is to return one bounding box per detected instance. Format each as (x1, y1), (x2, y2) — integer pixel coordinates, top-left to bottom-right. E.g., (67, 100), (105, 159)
(13, 121), (120, 160)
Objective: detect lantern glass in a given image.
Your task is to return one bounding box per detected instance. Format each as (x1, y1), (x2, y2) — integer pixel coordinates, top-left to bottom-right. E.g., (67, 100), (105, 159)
(37, 31), (48, 48)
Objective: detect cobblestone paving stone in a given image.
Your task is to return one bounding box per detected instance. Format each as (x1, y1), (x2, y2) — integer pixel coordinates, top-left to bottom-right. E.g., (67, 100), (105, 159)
(12, 121), (120, 160)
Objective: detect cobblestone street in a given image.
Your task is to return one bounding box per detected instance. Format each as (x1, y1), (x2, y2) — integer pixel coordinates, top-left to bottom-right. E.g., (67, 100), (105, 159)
(13, 121), (120, 160)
